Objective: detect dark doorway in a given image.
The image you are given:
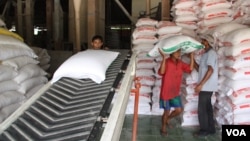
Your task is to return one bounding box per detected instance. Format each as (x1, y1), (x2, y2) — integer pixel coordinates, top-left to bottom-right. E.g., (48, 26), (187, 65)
(105, 0), (132, 49)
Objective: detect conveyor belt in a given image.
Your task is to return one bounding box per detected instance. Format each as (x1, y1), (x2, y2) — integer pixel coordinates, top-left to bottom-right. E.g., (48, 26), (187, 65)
(0, 49), (131, 141)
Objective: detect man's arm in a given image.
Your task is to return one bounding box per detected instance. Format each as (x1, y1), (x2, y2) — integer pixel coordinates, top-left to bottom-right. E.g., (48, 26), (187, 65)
(195, 65), (213, 93)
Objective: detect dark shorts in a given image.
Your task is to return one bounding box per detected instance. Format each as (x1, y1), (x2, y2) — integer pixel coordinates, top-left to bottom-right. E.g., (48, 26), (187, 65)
(160, 96), (182, 110)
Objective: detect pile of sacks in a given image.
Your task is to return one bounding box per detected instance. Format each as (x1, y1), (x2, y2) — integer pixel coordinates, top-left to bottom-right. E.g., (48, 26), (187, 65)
(214, 24), (250, 125)
(0, 29), (48, 123)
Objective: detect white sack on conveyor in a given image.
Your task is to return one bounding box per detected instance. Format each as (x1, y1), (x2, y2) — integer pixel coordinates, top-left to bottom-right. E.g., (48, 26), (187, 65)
(0, 65), (18, 82)
(1, 55), (39, 71)
(148, 35), (203, 57)
(0, 91), (25, 109)
(51, 50), (119, 84)
(0, 102), (21, 123)
(13, 64), (47, 84)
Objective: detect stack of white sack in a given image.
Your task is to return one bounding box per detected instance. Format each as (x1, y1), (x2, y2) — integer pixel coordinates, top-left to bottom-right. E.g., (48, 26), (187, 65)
(181, 50), (216, 126)
(171, 0), (199, 31)
(231, 0), (250, 24)
(202, 22), (248, 50)
(131, 18), (158, 54)
(148, 35), (204, 57)
(215, 27), (250, 126)
(196, 0), (233, 35)
(125, 51), (156, 115)
(150, 58), (164, 115)
(156, 21), (182, 41)
(0, 33), (48, 123)
(31, 46), (51, 72)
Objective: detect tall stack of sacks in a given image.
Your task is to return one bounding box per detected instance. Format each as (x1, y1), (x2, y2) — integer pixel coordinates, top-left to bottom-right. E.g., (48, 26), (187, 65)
(0, 33), (48, 123)
(171, 0), (199, 30)
(150, 53), (168, 115)
(203, 23), (248, 50)
(215, 27), (250, 125)
(125, 51), (157, 115)
(156, 21), (182, 41)
(180, 52), (200, 127)
(131, 18), (158, 54)
(231, 0), (250, 24)
(196, 0), (233, 35)
(126, 18), (158, 115)
(171, 0), (199, 39)
(180, 48), (217, 127)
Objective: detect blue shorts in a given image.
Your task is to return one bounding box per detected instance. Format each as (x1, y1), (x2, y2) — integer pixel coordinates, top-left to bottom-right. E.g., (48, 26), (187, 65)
(160, 96), (182, 110)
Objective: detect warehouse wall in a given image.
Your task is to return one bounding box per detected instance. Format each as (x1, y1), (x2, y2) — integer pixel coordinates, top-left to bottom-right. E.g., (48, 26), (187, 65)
(132, 0), (161, 23)
(68, 0), (105, 49)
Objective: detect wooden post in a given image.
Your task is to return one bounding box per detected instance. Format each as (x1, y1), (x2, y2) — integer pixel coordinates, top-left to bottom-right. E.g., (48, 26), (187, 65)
(161, 0), (170, 21)
(146, 0), (151, 17)
(46, 0), (53, 50)
(25, 0), (34, 45)
(87, 0), (97, 49)
(73, 0), (82, 52)
(16, 0), (24, 38)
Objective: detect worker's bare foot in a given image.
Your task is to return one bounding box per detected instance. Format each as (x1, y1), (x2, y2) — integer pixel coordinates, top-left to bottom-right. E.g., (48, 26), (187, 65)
(160, 129), (168, 136)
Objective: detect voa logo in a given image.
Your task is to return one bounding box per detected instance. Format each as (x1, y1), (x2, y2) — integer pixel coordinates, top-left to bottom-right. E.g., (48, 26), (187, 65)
(226, 129), (247, 136)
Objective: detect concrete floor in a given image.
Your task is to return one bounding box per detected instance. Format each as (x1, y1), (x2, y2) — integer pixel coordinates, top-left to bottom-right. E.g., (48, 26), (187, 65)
(120, 115), (221, 141)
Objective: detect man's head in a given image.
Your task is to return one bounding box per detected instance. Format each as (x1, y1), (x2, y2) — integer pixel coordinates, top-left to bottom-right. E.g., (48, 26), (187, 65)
(170, 49), (181, 60)
(91, 35), (104, 50)
(201, 38), (211, 51)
